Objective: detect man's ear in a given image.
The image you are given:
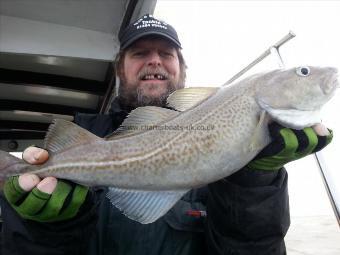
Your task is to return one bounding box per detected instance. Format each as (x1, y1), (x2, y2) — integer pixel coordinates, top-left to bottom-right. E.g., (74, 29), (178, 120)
(116, 67), (124, 80)
(115, 61), (124, 80)
(114, 51), (126, 79)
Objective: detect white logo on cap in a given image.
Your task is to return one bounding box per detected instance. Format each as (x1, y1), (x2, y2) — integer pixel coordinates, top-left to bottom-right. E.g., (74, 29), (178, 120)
(134, 15), (168, 30)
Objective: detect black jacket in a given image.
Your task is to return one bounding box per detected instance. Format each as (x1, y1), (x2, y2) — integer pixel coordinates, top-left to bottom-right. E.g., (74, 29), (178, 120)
(0, 100), (290, 255)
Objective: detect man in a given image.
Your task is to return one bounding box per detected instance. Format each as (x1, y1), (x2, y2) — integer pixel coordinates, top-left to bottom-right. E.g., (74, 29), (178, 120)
(1, 14), (333, 255)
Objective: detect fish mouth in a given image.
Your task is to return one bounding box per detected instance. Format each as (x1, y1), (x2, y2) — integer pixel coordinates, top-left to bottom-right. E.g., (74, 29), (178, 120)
(321, 72), (339, 95)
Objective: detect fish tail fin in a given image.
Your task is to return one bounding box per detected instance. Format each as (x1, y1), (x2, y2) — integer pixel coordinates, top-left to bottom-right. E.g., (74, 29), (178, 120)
(0, 150), (28, 190)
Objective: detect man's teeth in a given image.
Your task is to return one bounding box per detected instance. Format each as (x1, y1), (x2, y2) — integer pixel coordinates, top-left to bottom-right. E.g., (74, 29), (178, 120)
(142, 74), (166, 80)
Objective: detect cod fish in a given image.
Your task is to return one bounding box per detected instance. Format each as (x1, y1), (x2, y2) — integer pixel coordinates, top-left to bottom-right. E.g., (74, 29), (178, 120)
(0, 66), (338, 224)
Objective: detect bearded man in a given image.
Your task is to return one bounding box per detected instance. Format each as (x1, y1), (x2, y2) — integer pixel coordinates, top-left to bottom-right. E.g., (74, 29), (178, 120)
(1, 14), (332, 255)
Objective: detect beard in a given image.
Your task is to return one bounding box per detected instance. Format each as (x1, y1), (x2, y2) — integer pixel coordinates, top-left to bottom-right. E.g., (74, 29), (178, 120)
(118, 68), (184, 111)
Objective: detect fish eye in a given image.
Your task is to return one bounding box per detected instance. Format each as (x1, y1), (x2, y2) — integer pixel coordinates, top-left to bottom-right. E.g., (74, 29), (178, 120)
(296, 66), (311, 77)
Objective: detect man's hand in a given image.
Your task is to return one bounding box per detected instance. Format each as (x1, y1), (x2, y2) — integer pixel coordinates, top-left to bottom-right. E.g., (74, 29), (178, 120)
(4, 146), (89, 222)
(247, 122), (333, 171)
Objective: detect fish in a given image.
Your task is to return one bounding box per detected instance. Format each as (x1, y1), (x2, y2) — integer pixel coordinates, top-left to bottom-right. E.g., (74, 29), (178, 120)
(0, 66), (338, 224)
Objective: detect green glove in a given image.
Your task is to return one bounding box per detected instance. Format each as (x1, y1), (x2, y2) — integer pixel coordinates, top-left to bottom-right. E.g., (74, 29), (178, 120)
(247, 122), (333, 171)
(4, 176), (89, 222)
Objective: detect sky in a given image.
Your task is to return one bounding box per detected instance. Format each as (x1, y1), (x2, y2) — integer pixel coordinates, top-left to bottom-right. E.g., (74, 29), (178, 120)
(155, 0), (340, 218)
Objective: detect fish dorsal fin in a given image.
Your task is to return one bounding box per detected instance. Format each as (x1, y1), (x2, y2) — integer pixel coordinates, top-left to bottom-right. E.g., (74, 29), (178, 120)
(106, 187), (188, 224)
(107, 106), (179, 138)
(167, 87), (219, 112)
(258, 100), (321, 129)
(44, 119), (100, 153)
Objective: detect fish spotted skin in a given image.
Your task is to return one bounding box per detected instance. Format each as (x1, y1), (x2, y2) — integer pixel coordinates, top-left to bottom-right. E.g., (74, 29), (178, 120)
(0, 66), (337, 223)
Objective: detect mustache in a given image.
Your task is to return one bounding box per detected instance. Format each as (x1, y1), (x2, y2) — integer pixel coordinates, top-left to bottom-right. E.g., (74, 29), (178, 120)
(137, 67), (170, 80)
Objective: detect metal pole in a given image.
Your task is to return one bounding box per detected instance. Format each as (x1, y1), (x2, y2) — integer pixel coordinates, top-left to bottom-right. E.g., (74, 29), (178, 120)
(314, 152), (340, 227)
(223, 31), (295, 86)
(226, 30), (340, 227)
(254, 31), (340, 226)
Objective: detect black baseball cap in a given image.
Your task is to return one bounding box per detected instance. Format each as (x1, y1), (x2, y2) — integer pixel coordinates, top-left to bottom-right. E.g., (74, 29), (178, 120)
(119, 14), (182, 49)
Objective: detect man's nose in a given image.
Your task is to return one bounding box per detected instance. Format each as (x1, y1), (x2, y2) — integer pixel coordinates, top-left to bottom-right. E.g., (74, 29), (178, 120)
(147, 52), (162, 66)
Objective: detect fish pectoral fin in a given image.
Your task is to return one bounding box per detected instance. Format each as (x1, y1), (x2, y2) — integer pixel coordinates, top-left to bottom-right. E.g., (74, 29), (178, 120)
(106, 187), (189, 224)
(106, 106), (179, 139)
(45, 119), (101, 153)
(248, 110), (269, 151)
(167, 87), (219, 112)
